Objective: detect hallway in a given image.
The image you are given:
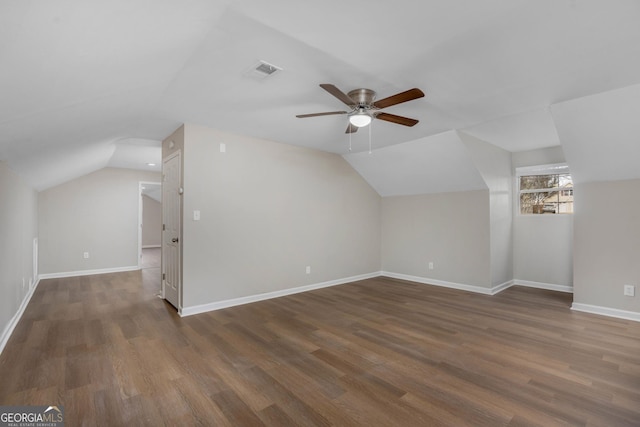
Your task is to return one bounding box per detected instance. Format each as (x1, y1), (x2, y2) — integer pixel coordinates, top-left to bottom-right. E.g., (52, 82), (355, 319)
(141, 247), (160, 269)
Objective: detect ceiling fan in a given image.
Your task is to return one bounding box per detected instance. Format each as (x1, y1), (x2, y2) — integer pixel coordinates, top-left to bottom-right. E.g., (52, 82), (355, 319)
(296, 84), (425, 133)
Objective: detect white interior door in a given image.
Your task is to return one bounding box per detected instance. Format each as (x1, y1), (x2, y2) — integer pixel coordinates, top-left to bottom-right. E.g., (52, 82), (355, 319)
(162, 151), (181, 309)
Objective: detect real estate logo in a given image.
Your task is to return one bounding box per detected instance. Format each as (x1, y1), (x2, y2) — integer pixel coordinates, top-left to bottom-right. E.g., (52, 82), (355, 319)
(0, 405), (64, 427)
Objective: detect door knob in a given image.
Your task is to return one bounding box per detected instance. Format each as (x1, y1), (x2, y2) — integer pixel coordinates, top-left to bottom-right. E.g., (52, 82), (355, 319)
(171, 237), (179, 243)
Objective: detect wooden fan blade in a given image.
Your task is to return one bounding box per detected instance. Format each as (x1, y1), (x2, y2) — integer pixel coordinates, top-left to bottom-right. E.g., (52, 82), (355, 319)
(345, 123), (358, 134)
(375, 112), (419, 127)
(296, 111), (348, 118)
(372, 88), (425, 109)
(320, 84), (357, 106)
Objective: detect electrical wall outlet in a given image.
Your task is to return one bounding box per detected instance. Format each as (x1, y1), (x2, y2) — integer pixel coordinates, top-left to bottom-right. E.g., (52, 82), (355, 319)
(305, 266), (311, 274)
(83, 252), (90, 259)
(623, 285), (635, 297)
(428, 262), (434, 270)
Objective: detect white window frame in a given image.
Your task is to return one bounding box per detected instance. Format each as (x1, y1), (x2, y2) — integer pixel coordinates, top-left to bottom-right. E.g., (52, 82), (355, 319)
(516, 163), (573, 216)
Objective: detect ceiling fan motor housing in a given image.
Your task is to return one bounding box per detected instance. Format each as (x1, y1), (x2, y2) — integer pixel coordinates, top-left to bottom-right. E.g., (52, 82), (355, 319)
(347, 88), (377, 109)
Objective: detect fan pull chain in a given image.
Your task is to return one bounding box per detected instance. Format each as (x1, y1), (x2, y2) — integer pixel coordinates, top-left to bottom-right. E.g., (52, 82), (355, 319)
(349, 123), (352, 152)
(368, 119), (372, 154)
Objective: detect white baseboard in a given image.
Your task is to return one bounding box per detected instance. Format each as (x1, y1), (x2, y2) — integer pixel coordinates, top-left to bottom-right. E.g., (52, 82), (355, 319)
(492, 280), (515, 294)
(180, 272), (575, 318)
(381, 271), (512, 295)
(39, 265), (140, 280)
(180, 271), (382, 317)
(0, 278), (40, 355)
(571, 303), (640, 323)
(142, 245), (161, 249)
(513, 279), (573, 293)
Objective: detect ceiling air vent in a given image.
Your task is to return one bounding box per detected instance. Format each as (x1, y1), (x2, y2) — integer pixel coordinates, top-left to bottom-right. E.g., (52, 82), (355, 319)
(245, 60), (283, 80)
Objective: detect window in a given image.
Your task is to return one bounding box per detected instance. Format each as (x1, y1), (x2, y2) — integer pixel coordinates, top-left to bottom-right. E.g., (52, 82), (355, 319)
(517, 164), (573, 215)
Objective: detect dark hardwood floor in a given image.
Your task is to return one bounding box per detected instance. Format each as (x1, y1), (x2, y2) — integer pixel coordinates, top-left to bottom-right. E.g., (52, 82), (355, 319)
(141, 247), (161, 269)
(1, 271), (639, 426)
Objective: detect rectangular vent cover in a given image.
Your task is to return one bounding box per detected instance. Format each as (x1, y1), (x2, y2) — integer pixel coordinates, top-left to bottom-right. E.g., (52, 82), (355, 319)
(245, 60), (283, 79)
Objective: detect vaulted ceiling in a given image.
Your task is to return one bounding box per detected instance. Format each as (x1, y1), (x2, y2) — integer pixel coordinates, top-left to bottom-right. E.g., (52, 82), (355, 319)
(2, 0), (640, 192)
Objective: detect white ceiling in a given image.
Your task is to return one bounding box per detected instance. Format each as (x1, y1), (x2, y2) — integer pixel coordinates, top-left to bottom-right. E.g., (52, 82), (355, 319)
(107, 139), (161, 172)
(1, 0), (640, 191)
(462, 108), (560, 152)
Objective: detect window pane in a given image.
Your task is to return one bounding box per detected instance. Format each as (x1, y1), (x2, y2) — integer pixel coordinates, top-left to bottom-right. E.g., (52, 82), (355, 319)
(558, 180), (574, 213)
(520, 191), (557, 214)
(558, 200), (574, 213)
(520, 175), (559, 191)
(559, 174), (573, 188)
(520, 189), (573, 214)
(517, 168), (573, 215)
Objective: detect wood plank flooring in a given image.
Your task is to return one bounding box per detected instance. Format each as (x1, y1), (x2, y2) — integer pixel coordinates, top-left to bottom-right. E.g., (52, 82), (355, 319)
(1, 271), (639, 426)
(141, 247), (161, 269)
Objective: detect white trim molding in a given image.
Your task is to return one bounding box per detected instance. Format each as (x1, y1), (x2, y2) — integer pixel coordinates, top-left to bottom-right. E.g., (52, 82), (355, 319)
(180, 271), (382, 317)
(513, 279), (573, 293)
(0, 278), (40, 355)
(39, 265), (140, 280)
(381, 271), (513, 296)
(571, 303), (640, 323)
(492, 280), (515, 294)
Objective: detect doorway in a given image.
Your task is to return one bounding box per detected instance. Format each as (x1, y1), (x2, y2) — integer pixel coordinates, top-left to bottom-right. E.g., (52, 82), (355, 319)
(138, 181), (162, 271)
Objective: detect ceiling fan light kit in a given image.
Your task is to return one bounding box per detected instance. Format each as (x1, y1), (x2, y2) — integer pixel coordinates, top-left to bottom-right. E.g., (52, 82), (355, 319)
(349, 110), (372, 127)
(296, 84), (425, 135)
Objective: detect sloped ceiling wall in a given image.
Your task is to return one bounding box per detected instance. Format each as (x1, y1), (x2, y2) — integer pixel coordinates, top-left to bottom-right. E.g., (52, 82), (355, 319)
(551, 83), (640, 184)
(348, 76), (640, 199)
(343, 131), (487, 197)
(0, 0), (224, 189)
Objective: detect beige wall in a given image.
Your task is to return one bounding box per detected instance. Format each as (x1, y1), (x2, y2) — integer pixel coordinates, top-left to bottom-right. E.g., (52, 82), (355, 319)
(512, 147), (573, 288)
(513, 214), (573, 287)
(163, 125), (185, 158)
(0, 161), (38, 344)
(142, 195), (162, 247)
(381, 190), (492, 288)
(460, 132), (513, 286)
(38, 167), (161, 275)
(573, 179), (640, 313)
(180, 124), (381, 308)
